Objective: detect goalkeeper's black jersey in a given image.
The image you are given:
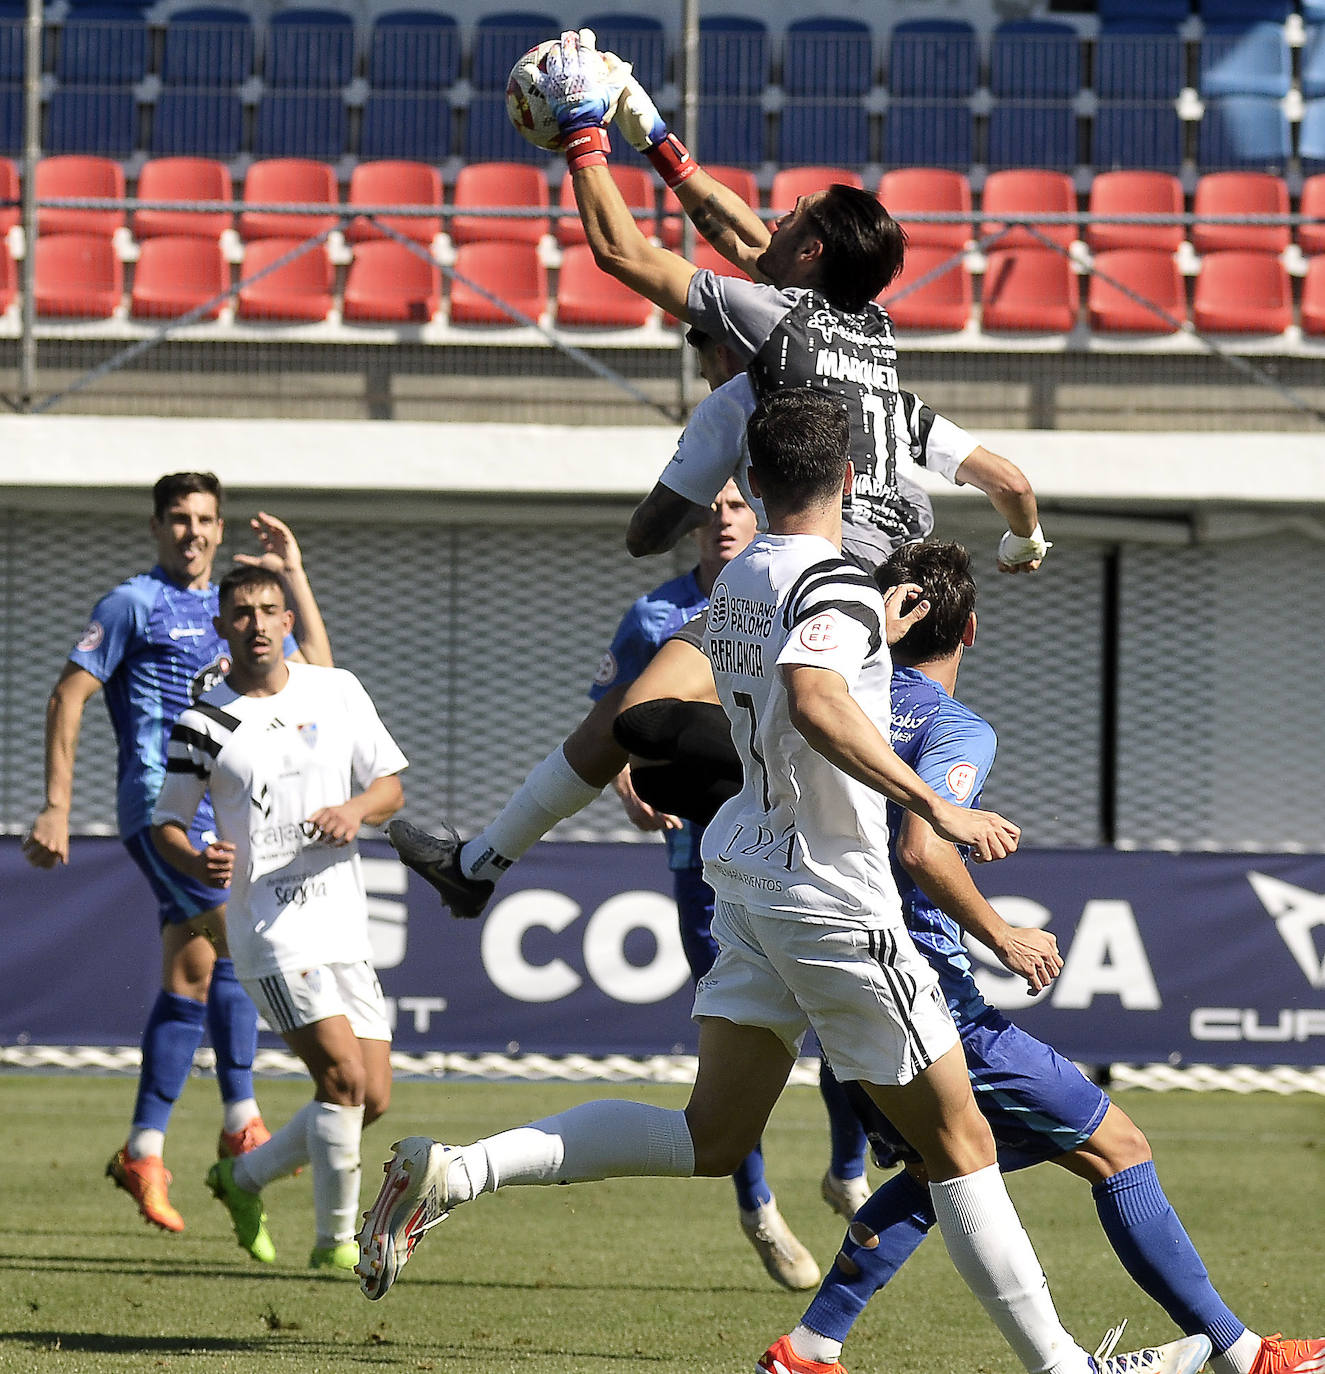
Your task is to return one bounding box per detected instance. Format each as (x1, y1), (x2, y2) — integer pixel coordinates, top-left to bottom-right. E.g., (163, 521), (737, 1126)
(746, 292), (934, 554)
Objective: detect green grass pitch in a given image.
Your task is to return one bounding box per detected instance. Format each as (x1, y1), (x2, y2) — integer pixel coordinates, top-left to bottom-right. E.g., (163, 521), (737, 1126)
(0, 1076), (1319, 1373)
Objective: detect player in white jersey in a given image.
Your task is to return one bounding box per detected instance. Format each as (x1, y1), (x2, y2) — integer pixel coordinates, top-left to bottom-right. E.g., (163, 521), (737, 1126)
(353, 389), (1207, 1374)
(152, 565), (407, 1272)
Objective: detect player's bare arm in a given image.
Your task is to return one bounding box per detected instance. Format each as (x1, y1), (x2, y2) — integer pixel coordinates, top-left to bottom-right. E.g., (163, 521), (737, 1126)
(151, 820), (237, 887)
(953, 446), (1050, 574)
(626, 482), (709, 557)
(782, 663), (1020, 862)
(232, 511), (334, 666)
(305, 773), (404, 847)
(22, 662), (104, 868)
(896, 811), (1061, 994)
(611, 765), (682, 832)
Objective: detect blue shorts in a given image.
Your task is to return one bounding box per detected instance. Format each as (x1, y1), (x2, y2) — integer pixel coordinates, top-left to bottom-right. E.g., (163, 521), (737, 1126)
(849, 1005), (1110, 1173)
(672, 865), (718, 982)
(123, 824), (228, 927)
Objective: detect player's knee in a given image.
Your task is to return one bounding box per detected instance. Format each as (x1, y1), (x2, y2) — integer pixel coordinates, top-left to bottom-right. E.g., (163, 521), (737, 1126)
(317, 1058), (367, 1107)
(362, 1080), (391, 1127)
(1099, 1111), (1152, 1173)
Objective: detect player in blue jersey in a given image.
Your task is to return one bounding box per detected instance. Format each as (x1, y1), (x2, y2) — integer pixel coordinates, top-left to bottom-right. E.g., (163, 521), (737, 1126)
(759, 540), (1324, 1374)
(22, 472), (333, 1234)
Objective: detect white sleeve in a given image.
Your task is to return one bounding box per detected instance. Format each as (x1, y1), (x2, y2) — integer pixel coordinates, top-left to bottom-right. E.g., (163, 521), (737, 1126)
(658, 374), (756, 508)
(152, 710), (212, 830)
(340, 671), (408, 791)
(776, 571), (886, 689)
(895, 390), (979, 484)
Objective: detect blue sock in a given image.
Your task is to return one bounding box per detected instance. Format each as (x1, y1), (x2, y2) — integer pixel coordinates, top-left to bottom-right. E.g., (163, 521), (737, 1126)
(801, 1170), (935, 1342)
(133, 991), (207, 1133)
(819, 1059), (868, 1178)
(206, 958), (258, 1105)
(732, 1143), (774, 1212)
(1093, 1161), (1246, 1355)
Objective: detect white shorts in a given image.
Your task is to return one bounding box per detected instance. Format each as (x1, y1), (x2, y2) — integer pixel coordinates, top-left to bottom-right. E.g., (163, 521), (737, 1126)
(244, 961), (391, 1042)
(692, 898), (958, 1087)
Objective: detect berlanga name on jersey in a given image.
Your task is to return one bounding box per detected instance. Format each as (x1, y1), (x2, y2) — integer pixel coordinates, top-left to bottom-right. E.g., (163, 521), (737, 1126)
(709, 636), (765, 677)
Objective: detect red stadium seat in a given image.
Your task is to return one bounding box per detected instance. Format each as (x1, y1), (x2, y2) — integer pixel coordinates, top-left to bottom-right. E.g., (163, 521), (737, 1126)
(661, 165), (758, 248)
(238, 159), (339, 242)
(1086, 171), (1185, 253)
(449, 241), (547, 324)
(1088, 249), (1185, 333)
(236, 238), (334, 321)
(663, 240), (751, 324)
(134, 158), (233, 242)
(0, 239), (15, 312)
(557, 164), (656, 247)
(981, 169), (1077, 250)
(1192, 250), (1291, 332)
(980, 248), (1078, 332)
(555, 244), (653, 327)
(131, 235), (228, 319)
(877, 168), (972, 250)
(768, 166), (864, 216)
(36, 156), (126, 238)
(879, 244), (971, 331)
(343, 240), (440, 323)
(346, 161), (443, 245)
(1299, 175), (1325, 256)
(1191, 172), (1289, 255)
(450, 162), (548, 247)
(1301, 255), (1325, 334)
(0, 158), (19, 236)
(34, 233), (123, 316)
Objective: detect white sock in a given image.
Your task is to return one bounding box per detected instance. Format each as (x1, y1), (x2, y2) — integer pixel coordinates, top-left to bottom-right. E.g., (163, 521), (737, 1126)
(461, 747), (601, 880)
(127, 1128), (165, 1160)
(233, 1100), (317, 1192)
(445, 1100), (695, 1201)
(308, 1101), (365, 1247)
(1211, 1331), (1262, 1374)
(929, 1166), (1089, 1374)
(790, 1324), (844, 1364)
(222, 1097), (260, 1134)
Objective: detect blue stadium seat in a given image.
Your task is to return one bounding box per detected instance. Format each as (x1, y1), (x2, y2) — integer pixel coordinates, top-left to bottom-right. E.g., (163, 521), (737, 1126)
(150, 89), (243, 158)
(888, 21), (977, 100)
(464, 90), (552, 162)
(265, 8), (356, 89)
(48, 87), (138, 157)
(883, 101), (972, 168)
(1299, 98), (1325, 175)
(697, 97), (765, 166)
(1098, 0), (1188, 20)
(370, 11), (460, 90)
(1197, 95), (1290, 170)
(1091, 103), (1185, 171)
(253, 92), (348, 159)
(471, 12), (557, 91)
(360, 93), (452, 162)
(698, 16), (767, 97)
(580, 13), (667, 94)
(1096, 24), (1185, 99)
(777, 101), (869, 166)
(989, 20), (1080, 100)
(1199, 22), (1291, 99)
(162, 8), (253, 87)
(0, 6), (21, 84)
(1199, 0), (1291, 21)
(783, 17), (873, 99)
(0, 85), (19, 155)
(1302, 24), (1325, 101)
(987, 103), (1077, 171)
(57, 11), (150, 85)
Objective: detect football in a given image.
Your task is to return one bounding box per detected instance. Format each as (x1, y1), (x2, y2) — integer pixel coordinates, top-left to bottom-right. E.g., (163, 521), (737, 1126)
(505, 38), (620, 151)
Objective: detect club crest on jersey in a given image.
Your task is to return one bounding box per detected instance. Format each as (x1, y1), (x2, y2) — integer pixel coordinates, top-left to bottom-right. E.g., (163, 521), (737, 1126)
(297, 722), (318, 749)
(946, 762), (978, 802)
(592, 650), (617, 688)
(707, 583), (731, 634)
(76, 620), (104, 653)
(798, 613), (839, 653)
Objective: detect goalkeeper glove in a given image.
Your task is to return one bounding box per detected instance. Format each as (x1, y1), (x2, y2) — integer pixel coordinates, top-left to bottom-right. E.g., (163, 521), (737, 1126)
(997, 523), (1052, 570)
(543, 28), (626, 171)
(605, 57), (697, 188)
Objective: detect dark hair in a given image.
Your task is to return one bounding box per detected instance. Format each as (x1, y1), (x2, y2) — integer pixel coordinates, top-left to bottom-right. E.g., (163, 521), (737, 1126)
(216, 564), (286, 613)
(152, 471), (223, 521)
(805, 185), (908, 312)
(746, 391), (849, 511)
(877, 540), (977, 664)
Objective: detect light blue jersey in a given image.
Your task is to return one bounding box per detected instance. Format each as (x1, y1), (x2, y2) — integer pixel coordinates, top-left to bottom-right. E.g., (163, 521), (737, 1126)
(887, 665), (998, 1022)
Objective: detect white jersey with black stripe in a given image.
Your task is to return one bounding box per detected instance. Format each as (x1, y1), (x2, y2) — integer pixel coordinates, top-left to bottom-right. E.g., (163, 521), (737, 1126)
(701, 532), (904, 925)
(151, 661), (408, 980)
